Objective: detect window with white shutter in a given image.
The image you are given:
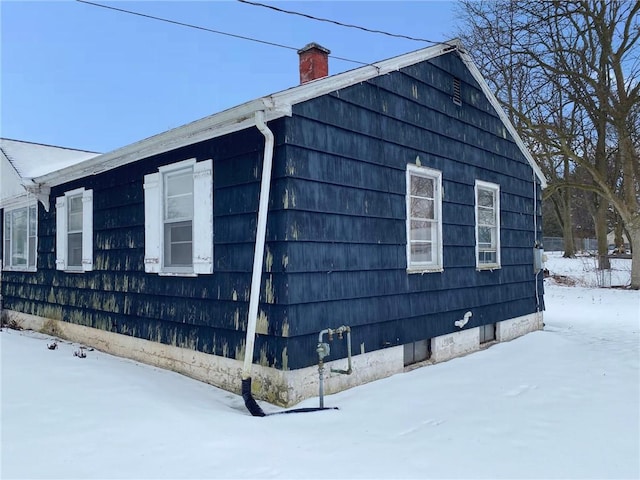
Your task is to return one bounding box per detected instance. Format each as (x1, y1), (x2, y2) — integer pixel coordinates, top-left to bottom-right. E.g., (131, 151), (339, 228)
(56, 188), (93, 272)
(144, 158), (213, 275)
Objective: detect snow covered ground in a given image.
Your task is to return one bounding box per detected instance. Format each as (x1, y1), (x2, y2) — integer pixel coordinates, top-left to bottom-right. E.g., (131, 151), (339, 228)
(1, 255), (639, 479)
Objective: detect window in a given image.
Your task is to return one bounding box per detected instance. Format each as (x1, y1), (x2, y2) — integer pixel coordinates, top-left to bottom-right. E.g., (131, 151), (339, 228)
(406, 164), (443, 271)
(479, 323), (496, 344)
(404, 338), (432, 366)
(475, 181), (500, 269)
(2, 203), (38, 271)
(144, 158), (213, 275)
(56, 188), (93, 272)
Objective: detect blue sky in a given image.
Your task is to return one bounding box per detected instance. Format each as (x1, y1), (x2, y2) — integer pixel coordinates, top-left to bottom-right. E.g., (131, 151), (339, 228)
(1, 1), (458, 153)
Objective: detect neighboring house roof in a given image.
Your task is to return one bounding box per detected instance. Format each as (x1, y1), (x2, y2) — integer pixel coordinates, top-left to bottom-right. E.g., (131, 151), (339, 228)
(0, 138), (100, 208)
(27, 39), (547, 189)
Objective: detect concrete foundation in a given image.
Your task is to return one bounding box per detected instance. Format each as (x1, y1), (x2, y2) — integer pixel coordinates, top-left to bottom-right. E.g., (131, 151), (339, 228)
(2, 309), (543, 407)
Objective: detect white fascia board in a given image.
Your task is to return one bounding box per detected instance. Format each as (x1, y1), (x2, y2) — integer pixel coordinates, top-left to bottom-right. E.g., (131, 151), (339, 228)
(1, 192), (30, 210)
(456, 48), (548, 188)
(268, 41), (461, 107)
(34, 38), (541, 193)
(32, 41), (460, 188)
(33, 98), (291, 188)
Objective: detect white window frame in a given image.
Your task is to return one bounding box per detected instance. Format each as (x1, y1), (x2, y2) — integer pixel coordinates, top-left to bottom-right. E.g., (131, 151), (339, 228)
(406, 164), (443, 273)
(144, 158), (213, 276)
(56, 187), (93, 272)
(475, 180), (501, 270)
(2, 201), (38, 272)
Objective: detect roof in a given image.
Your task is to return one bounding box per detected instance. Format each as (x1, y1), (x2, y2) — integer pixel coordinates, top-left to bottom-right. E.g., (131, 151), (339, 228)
(1, 139), (100, 208)
(28, 39), (547, 188)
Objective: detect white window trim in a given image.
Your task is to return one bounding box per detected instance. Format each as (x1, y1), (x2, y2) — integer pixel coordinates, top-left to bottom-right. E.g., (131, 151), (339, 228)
(56, 187), (93, 272)
(2, 200), (38, 272)
(144, 158), (213, 276)
(406, 164), (443, 273)
(475, 180), (501, 270)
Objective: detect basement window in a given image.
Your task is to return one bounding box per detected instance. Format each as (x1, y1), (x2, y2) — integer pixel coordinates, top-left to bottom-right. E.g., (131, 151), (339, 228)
(453, 77), (462, 106)
(479, 323), (496, 344)
(404, 339), (432, 366)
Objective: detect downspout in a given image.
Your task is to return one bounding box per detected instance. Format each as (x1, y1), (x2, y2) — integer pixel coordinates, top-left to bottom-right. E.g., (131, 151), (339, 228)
(241, 110), (274, 417)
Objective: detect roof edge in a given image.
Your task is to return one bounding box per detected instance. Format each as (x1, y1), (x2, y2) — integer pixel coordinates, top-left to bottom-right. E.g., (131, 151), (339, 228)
(30, 38), (546, 190)
(455, 48), (548, 188)
(32, 41), (462, 188)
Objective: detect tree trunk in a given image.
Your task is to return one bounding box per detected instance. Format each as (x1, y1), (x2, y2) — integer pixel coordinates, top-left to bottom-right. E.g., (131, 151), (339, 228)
(594, 200), (610, 270)
(629, 227), (640, 289)
(561, 193), (575, 257)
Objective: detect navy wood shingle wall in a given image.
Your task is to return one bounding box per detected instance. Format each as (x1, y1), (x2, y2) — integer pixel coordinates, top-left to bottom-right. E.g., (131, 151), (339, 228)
(276, 51), (544, 366)
(1, 50), (544, 373)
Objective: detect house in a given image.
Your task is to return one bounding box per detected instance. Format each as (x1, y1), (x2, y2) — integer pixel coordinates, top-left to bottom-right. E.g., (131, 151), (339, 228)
(1, 139), (99, 272)
(0, 40), (547, 408)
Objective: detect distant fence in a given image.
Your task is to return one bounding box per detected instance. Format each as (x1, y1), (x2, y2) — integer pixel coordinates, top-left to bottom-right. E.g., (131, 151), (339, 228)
(543, 236), (598, 253)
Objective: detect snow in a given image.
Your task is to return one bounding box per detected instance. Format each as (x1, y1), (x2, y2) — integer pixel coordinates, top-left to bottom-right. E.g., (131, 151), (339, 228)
(0, 138), (99, 179)
(2, 257), (639, 479)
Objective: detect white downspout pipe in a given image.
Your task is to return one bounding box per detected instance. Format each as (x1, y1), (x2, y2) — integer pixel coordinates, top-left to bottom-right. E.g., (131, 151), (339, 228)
(242, 110), (275, 381)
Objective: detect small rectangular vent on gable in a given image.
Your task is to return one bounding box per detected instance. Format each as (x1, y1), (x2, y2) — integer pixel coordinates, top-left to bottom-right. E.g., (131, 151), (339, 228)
(453, 77), (462, 106)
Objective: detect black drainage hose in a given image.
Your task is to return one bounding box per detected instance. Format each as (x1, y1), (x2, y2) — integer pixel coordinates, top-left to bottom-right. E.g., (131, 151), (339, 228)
(271, 407), (339, 415)
(242, 377), (339, 416)
(242, 377), (266, 417)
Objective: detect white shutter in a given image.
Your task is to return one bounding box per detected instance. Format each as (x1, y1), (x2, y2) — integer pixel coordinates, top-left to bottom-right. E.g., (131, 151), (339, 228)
(144, 172), (161, 273)
(193, 159), (213, 274)
(81, 189), (93, 271)
(55, 196), (66, 270)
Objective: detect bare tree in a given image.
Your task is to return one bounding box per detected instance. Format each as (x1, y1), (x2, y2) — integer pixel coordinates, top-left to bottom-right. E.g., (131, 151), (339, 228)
(457, 0), (640, 288)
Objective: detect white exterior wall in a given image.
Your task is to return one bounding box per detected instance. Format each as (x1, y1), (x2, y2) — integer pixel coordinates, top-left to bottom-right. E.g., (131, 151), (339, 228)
(496, 312), (544, 342)
(3, 309), (542, 407)
(431, 327), (480, 363)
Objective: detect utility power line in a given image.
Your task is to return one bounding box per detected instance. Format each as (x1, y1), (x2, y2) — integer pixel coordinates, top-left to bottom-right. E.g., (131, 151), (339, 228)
(237, 0), (442, 44)
(76, 0), (370, 66)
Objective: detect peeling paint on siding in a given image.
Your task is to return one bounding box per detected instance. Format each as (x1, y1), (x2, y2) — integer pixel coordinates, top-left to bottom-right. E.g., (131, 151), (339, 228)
(256, 310), (269, 335)
(281, 346), (288, 371)
(265, 247), (273, 273)
(235, 341), (246, 361)
(259, 346), (269, 366)
(290, 222), (300, 240)
(264, 276), (275, 304)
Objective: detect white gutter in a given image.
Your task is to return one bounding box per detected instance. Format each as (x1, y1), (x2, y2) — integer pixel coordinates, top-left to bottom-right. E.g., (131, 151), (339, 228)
(28, 42), (459, 190)
(242, 110), (275, 380)
(33, 99), (291, 188)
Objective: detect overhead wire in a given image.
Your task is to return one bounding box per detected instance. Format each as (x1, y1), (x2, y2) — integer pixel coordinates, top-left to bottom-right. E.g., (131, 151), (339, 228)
(236, 0), (442, 45)
(75, 0), (371, 66)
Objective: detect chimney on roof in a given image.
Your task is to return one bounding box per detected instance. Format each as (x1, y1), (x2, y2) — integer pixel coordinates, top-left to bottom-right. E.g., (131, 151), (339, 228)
(298, 42), (331, 84)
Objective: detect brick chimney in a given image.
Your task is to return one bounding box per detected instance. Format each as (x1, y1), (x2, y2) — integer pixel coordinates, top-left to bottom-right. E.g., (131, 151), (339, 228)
(298, 42), (330, 84)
